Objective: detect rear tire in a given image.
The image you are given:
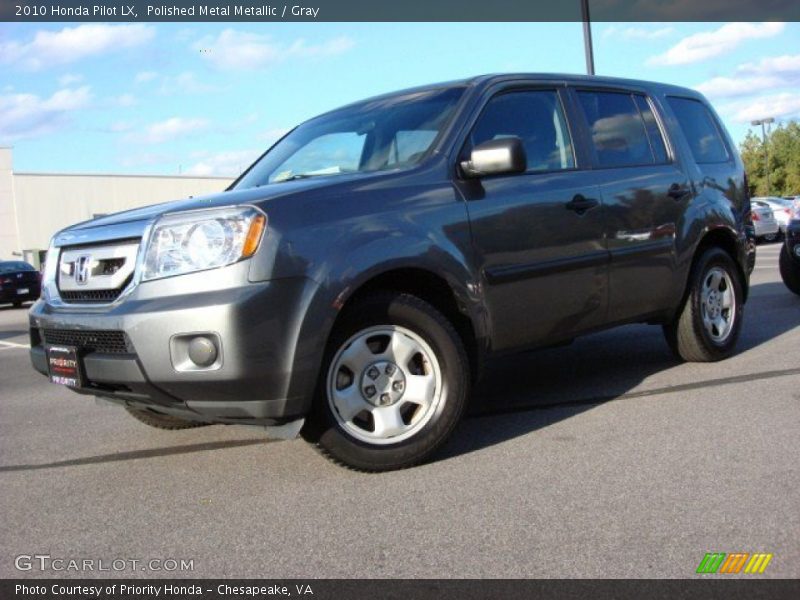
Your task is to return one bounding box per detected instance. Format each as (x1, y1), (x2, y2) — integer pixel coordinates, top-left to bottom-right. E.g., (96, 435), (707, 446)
(302, 292), (470, 472)
(780, 245), (800, 296)
(663, 247), (744, 362)
(762, 232), (779, 243)
(125, 407), (208, 430)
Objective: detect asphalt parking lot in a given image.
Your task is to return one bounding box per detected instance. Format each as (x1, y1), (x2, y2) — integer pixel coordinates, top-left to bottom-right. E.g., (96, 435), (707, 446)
(1, 243), (798, 579)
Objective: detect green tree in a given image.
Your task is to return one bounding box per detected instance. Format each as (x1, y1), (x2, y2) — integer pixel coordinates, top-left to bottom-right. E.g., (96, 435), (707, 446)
(740, 120), (800, 197)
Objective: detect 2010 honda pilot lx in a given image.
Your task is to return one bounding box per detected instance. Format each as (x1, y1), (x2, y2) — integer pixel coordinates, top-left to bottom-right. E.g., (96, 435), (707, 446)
(30, 74), (755, 471)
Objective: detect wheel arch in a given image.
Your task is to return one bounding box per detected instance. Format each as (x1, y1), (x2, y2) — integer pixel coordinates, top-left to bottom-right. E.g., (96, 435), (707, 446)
(334, 266), (484, 383)
(687, 225), (749, 303)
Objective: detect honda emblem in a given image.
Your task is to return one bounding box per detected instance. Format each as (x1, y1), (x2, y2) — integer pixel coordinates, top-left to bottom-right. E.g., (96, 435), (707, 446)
(74, 255), (92, 285)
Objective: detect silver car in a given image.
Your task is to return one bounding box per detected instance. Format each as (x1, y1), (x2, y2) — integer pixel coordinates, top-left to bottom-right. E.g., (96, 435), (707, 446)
(750, 201), (780, 242)
(753, 196), (794, 238)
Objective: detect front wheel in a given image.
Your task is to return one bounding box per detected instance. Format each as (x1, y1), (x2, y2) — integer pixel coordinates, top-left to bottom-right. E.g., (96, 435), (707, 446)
(780, 244), (800, 295)
(302, 292), (470, 471)
(664, 247), (744, 362)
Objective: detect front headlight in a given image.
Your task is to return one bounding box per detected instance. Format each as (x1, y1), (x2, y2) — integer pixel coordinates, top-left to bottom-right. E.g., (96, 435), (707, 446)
(142, 206), (266, 281)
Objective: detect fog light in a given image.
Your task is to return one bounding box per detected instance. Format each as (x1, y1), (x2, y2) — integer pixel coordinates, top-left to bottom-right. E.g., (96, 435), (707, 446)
(794, 245), (800, 259)
(187, 336), (218, 367)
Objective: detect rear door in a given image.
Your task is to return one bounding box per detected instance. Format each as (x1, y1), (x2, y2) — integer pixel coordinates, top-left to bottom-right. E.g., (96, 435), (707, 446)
(570, 87), (690, 323)
(455, 85), (607, 351)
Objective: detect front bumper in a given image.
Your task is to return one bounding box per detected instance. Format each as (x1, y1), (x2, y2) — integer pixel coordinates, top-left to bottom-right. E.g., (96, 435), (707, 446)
(29, 272), (320, 425)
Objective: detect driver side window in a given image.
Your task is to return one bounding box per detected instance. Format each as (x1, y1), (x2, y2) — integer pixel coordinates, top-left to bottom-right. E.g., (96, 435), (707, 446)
(468, 90), (575, 172)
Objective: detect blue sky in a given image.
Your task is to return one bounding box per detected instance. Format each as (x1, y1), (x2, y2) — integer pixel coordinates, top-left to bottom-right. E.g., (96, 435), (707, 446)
(1, 21), (798, 176)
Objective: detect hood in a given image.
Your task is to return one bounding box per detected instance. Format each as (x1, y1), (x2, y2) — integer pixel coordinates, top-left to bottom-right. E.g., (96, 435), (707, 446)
(54, 172), (374, 247)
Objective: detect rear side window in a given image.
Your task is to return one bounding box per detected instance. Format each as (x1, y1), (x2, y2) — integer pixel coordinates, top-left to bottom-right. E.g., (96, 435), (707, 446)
(667, 97), (730, 164)
(576, 90), (666, 168)
(467, 90), (575, 172)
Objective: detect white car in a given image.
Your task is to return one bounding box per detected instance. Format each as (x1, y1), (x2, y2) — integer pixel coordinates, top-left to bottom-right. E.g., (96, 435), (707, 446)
(753, 196), (795, 238)
(750, 201), (780, 242)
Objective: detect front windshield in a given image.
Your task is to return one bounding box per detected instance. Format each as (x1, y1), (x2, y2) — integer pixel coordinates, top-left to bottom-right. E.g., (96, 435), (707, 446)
(234, 87), (465, 189)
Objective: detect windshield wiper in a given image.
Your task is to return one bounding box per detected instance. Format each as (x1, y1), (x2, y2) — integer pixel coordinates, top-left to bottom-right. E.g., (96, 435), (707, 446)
(275, 173), (321, 183)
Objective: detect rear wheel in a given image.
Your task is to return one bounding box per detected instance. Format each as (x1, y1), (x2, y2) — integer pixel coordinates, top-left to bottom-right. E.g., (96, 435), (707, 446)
(762, 232), (779, 243)
(664, 247), (744, 362)
(780, 244), (800, 295)
(125, 407), (208, 430)
(302, 292), (469, 471)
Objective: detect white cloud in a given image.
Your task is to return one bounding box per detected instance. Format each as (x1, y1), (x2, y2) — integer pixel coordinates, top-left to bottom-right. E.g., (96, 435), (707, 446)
(185, 149), (261, 176)
(0, 24), (155, 71)
(135, 71), (158, 84)
(695, 53), (800, 99)
(0, 86), (92, 142)
(114, 93), (137, 107)
(738, 54), (800, 75)
(602, 26), (675, 40)
(647, 22), (785, 66)
(728, 93), (800, 123)
(129, 117), (209, 144)
(58, 73), (83, 86)
(158, 71), (218, 95)
(193, 29), (354, 70)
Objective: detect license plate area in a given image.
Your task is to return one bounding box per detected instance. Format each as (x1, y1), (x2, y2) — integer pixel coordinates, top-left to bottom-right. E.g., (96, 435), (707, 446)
(46, 345), (84, 388)
(17, 288), (29, 295)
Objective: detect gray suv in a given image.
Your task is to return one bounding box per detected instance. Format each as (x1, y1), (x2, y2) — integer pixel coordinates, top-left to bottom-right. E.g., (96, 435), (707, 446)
(29, 74), (754, 471)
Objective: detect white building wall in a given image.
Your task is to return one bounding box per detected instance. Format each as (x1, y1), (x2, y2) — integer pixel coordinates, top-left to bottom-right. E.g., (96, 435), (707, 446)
(0, 148), (19, 260)
(0, 148), (233, 261)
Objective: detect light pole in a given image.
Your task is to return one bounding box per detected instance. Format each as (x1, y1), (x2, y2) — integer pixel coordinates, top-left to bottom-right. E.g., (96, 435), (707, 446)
(580, 0), (595, 75)
(751, 117), (775, 196)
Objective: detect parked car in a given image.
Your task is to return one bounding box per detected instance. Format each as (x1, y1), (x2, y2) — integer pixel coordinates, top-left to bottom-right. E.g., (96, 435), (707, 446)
(0, 261), (41, 307)
(780, 217), (800, 295)
(752, 196), (794, 240)
(28, 74), (754, 471)
(750, 201), (780, 243)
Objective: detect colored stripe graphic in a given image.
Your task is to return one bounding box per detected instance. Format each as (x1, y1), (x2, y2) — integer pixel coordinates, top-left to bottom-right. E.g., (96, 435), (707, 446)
(744, 553), (773, 574)
(697, 553), (726, 573)
(697, 552), (773, 574)
(719, 553), (749, 573)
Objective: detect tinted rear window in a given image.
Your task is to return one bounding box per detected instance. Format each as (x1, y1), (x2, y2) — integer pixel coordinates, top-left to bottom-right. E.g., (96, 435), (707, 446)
(576, 91), (665, 168)
(667, 97), (729, 164)
(0, 261), (35, 273)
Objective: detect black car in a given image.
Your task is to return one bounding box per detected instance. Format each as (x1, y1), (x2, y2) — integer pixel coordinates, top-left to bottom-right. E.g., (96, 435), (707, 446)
(780, 218), (800, 295)
(0, 261), (41, 307)
(30, 74), (754, 471)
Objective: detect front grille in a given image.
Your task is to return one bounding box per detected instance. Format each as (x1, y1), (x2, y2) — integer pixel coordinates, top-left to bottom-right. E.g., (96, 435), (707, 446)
(41, 329), (134, 354)
(57, 240), (139, 304)
(60, 287), (126, 304)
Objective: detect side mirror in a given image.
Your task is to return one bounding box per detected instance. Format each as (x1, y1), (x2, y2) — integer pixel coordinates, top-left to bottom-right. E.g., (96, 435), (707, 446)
(460, 137), (527, 178)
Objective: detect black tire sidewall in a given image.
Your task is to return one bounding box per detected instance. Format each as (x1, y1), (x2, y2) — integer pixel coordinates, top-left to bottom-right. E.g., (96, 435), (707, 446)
(688, 249), (744, 357)
(305, 293), (469, 471)
(780, 245), (800, 295)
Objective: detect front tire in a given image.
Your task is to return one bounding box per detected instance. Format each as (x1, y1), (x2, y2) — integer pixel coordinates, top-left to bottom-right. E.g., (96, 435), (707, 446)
(125, 407), (208, 430)
(664, 247), (744, 362)
(302, 292), (469, 471)
(780, 245), (800, 295)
